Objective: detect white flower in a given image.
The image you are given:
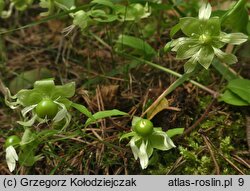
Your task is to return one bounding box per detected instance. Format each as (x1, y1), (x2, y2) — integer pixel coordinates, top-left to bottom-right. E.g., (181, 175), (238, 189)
(199, 3), (212, 20)
(129, 129), (176, 169)
(6, 146), (18, 172)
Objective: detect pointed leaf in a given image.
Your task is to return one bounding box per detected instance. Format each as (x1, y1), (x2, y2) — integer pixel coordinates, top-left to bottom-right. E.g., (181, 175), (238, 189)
(227, 79), (250, 103)
(55, 0), (75, 10)
(147, 98), (169, 120)
(116, 35), (156, 57)
(211, 59), (239, 81)
(91, 0), (114, 8)
(219, 90), (249, 106)
(120, 131), (136, 141)
(85, 109), (128, 126)
(166, 128), (184, 138)
(170, 23), (181, 38)
(71, 102), (94, 120)
(9, 68), (52, 94)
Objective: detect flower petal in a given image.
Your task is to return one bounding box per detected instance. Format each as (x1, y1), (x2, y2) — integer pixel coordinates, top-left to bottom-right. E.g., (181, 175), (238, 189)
(197, 46), (214, 69)
(180, 17), (203, 36)
(129, 136), (141, 160)
(60, 113), (72, 131)
(51, 82), (75, 99)
(138, 140), (149, 169)
(33, 79), (56, 96)
(21, 104), (37, 117)
(184, 50), (201, 73)
(146, 142), (154, 158)
(199, 3), (211, 20)
(16, 90), (43, 107)
(176, 42), (201, 60)
(6, 146), (18, 172)
(17, 114), (37, 127)
(53, 101), (68, 123)
(149, 131), (175, 150)
(213, 47), (237, 64)
(220, 32), (248, 45)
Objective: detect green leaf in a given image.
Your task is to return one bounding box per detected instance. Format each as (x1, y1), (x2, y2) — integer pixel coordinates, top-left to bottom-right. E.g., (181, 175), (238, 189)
(164, 41), (172, 53)
(91, 0), (114, 8)
(170, 23), (181, 38)
(39, 0), (54, 16)
(219, 90), (249, 106)
(37, 129), (59, 139)
(20, 128), (37, 146)
(85, 109), (128, 126)
(71, 103), (94, 120)
(221, 0), (248, 33)
(227, 78), (250, 103)
(147, 98), (169, 120)
(211, 59), (239, 81)
(19, 149), (42, 167)
(11, 0), (33, 11)
(120, 131), (136, 141)
(166, 128), (184, 138)
(89, 9), (117, 22)
(55, 0), (75, 10)
(116, 35), (156, 57)
(114, 3), (151, 22)
(9, 68), (52, 94)
(0, 0), (4, 14)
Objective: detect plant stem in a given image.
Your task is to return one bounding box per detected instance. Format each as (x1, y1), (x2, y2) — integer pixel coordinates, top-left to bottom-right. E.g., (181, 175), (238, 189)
(167, 0), (186, 17)
(0, 4), (91, 35)
(141, 72), (191, 117)
(119, 53), (219, 97)
(220, 0), (247, 24)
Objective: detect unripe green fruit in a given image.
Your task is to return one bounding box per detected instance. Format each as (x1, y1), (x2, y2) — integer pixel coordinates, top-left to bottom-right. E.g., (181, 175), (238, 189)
(35, 98), (58, 119)
(134, 119), (154, 137)
(5, 135), (21, 148)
